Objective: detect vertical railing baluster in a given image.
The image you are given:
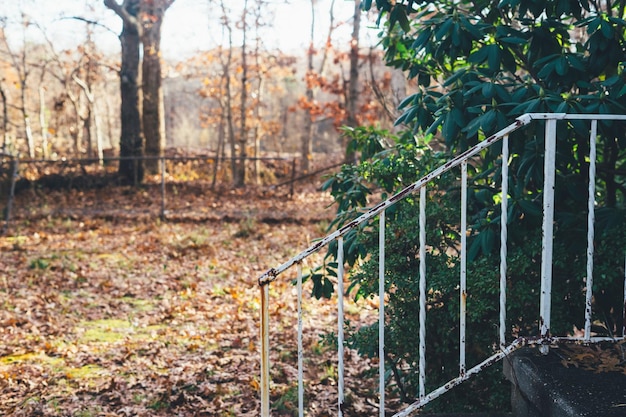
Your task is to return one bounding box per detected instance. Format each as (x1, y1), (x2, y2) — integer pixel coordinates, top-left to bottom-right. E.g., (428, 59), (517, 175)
(584, 120), (598, 341)
(460, 162), (468, 375)
(419, 186), (427, 399)
(297, 263), (304, 417)
(337, 237), (345, 417)
(379, 210), (385, 416)
(260, 284), (270, 417)
(540, 118), (557, 354)
(623, 254), (626, 337)
(499, 135), (509, 348)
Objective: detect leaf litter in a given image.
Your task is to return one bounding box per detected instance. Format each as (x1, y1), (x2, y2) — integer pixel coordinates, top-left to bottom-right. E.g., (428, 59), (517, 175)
(0, 184), (385, 416)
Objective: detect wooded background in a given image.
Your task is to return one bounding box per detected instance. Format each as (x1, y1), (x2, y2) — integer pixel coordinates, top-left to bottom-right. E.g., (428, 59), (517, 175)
(0, 0), (409, 186)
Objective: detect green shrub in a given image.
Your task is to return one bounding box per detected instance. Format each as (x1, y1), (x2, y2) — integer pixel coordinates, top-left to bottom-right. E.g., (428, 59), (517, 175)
(314, 126), (625, 412)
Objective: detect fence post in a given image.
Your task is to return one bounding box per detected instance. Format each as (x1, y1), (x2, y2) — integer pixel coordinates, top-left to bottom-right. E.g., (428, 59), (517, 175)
(289, 158), (296, 198)
(3, 155), (18, 235)
(539, 118), (557, 354)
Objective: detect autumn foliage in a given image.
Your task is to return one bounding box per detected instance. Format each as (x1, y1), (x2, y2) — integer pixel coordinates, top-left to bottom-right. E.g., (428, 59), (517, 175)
(0, 175), (391, 416)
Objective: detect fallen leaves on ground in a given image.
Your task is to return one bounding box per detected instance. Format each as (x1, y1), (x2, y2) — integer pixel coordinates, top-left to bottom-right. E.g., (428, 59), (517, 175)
(0, 182), (392, 416)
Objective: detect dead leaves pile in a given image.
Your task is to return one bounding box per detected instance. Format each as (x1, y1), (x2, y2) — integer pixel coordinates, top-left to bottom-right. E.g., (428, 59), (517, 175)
(0, 185), (385, 416)
(558, 341), (626, 374)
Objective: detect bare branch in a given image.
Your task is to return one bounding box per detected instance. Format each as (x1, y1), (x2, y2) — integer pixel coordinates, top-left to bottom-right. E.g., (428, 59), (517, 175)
(58, 16), (118, 37)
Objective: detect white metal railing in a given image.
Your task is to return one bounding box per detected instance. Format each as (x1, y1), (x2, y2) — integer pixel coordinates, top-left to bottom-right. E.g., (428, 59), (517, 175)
(258, 113), (626, 416)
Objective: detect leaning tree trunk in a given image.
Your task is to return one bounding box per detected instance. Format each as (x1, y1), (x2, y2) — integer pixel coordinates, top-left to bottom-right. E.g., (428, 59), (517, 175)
(119, 10), (144, 183)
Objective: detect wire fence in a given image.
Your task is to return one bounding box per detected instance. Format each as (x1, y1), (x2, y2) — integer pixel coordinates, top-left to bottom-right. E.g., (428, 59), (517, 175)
(0, 153), (324, 234)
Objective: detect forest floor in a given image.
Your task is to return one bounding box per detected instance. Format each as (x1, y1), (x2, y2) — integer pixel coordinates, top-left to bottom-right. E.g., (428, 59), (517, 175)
(0, 174), (395, 416)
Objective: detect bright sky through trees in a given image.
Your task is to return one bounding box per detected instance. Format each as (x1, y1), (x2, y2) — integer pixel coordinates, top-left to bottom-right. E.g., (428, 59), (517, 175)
(3, 0), (377, 60)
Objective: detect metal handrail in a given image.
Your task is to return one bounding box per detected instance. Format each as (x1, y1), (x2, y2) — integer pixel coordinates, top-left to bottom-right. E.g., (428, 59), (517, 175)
(258, 113), (626, 416)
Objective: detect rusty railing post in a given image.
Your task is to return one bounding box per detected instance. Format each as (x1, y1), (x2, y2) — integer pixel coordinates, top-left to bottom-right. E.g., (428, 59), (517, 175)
(460, 161), (468, 374)
(378, 210), (385, 416)
(499, 135), (509, 348)
(539, 117), (557, 354)
(337, 236), (345, 417)
(584, 120), (598, 341)
(418, 186), (427, 399)
(297, 263), (304, 417)
(260, 282), (270, 417)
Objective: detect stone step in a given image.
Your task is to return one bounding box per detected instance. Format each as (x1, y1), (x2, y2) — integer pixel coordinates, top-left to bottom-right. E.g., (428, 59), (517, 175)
(419, 414), (512, 417)
(504, 346), (626, 417)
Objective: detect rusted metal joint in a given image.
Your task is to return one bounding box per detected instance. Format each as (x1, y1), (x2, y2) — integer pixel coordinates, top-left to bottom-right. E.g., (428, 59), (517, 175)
(258, 268), (277, 286)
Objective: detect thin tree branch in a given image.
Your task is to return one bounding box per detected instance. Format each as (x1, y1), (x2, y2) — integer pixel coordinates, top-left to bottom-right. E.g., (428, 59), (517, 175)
(58, 16), (118, 37)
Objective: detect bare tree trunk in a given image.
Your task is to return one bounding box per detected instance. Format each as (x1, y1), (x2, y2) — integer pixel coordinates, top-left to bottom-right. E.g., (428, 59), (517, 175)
(104, 91), (114, 150)
(216, 2), (237, 183)
(39, 85), (49, 158)
(93, 99), (104, 164)
(105, 0), (144, 183)
(301, 0), (336, 174)
(0, 82), (8, 154)
(19, 78), (35, 158)
(17, 31), (34, 158)
(344, 0), (361, 164)
(120, 15), (143, 182)
(23, 109), (35, 159)
(212, 111), (225, 189)
(65, 84), (83, 157)
(235, 0), (250, 187)
(252, 80), (262, 185)
(368, 46), (396, 124)
(73, 75), (104, 163)
(224, 50), (236, 181)
(0, 23), (34, 158)
(83, 106), (92, 156)
(252, 3), (263, 185)
(301, 0), (316, 175)
(67, 91), (84, 157)
(141, 0), (174, 174)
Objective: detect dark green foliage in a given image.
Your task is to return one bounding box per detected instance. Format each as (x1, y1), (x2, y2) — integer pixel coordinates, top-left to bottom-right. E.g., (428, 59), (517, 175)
(314, 0), (626, 411)
(319, 126), (625, 412)
(362, 0), (626, 197)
